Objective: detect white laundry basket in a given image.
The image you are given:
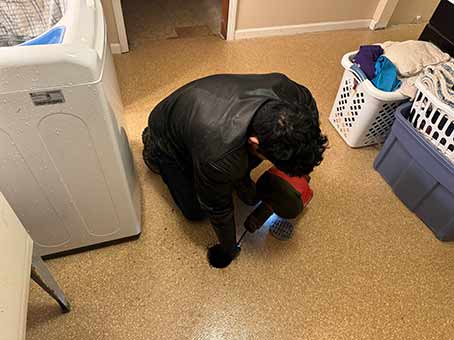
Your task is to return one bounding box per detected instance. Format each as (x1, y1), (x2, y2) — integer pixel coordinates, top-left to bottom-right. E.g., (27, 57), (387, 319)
(329, 51), (408, 147)
(409, 79), (454, 162)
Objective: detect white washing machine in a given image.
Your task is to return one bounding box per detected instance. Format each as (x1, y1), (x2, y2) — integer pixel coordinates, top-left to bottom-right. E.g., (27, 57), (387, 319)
(0, 0), (141, 256)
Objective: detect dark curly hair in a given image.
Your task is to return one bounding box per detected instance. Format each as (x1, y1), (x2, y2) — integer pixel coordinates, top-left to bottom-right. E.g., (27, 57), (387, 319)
(250, 100), (328, 177)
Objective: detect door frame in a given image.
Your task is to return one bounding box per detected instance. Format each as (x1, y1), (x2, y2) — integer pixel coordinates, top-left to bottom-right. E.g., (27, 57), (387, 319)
(369, 0), (400, 30)
(112, 0), (129, 52)
(226, 0), (238, 40)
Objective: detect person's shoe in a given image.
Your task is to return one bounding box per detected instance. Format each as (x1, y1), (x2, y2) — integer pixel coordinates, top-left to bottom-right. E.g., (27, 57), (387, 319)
(235, 177), (259, 206)
(142, 127), (160, 174)
(142, 127), (149, 144)
(143, 150), (160, 174)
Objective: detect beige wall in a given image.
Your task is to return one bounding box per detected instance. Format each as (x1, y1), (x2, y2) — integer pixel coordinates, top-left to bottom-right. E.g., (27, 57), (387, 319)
(390, 0), (439, 25)
(102, 0), (440, 45)
(101, 0), (120, 44)
(236, 0), (380, 30)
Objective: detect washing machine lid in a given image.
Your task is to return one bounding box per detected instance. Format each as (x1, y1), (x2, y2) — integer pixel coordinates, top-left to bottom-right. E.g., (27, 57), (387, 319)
(0, 0), (106, 93)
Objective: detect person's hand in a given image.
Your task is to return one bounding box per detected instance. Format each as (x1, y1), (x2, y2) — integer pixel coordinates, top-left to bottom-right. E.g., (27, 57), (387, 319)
(207, 244), (240, 268)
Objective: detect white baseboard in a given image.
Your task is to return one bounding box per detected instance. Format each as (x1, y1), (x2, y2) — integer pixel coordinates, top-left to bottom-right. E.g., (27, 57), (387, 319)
(110, 43), (122, 54)
(369, 19), (386, 31)
(235, 19), (372, 40)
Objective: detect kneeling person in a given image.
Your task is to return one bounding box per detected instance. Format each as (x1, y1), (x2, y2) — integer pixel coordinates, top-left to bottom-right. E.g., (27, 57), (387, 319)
(142, 73), (327, 267)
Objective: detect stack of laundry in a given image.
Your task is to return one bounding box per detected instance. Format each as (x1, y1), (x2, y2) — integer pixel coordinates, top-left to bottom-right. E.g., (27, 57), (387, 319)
(419, 61), (454, 109)
(354, 45), (400, 92)
(353, 40), (452, 98)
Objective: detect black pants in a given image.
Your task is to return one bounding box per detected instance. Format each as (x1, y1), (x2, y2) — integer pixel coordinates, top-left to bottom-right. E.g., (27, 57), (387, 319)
(159, 160), (206, 221)
(146, 128), (261, 221)
(143, 126), (205, 220)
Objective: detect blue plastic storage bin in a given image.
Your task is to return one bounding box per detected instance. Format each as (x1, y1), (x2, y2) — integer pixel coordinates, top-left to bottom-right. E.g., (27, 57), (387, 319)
(374, 102), (454, 241)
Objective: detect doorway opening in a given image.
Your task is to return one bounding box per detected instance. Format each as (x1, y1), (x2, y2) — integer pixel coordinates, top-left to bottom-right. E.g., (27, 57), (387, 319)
(121, 0), (230, 48)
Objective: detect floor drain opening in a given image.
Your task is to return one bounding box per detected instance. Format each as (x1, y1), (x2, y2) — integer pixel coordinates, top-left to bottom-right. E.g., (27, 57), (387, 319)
(269, 217), (294, 241)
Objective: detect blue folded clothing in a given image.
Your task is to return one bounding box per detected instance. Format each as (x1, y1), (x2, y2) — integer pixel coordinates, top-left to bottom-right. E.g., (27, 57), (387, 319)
(372, 56), (401, 92)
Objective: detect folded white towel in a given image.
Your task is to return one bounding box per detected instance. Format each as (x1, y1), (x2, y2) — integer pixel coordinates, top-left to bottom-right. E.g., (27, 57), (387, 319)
(382, 40), (451, 77)
(398, 76), (418, 99)
(419, 61), (454, 109)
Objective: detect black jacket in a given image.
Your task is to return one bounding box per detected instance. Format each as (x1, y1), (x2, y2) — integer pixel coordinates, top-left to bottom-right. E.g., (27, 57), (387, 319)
(144, 73), (317, 254)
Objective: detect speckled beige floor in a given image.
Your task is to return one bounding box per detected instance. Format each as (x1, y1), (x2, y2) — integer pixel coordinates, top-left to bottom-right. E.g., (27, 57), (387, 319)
(26, 25), (454, 340)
